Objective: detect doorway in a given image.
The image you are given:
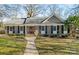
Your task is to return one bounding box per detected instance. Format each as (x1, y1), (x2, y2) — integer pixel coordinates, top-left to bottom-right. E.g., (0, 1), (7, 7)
(27, 26), (36, 34)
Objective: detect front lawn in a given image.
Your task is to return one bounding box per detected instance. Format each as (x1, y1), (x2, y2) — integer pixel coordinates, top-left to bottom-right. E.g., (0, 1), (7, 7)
(0, 36), (26, 55)
(35, 37), (79, 55)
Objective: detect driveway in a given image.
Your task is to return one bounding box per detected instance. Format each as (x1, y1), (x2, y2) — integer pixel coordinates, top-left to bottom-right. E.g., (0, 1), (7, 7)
(24, 37), (39, 55)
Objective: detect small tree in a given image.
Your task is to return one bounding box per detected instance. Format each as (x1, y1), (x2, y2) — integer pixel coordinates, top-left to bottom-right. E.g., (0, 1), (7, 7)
(64, 15), (79, 38)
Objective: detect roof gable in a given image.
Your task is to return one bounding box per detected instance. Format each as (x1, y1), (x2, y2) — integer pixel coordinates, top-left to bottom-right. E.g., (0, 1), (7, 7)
(42, 14), (63, 24)
(4, 14), (64, 25)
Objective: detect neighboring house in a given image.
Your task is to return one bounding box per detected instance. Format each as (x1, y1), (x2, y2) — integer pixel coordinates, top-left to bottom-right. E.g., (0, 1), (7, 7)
(4, 14), (70, 37)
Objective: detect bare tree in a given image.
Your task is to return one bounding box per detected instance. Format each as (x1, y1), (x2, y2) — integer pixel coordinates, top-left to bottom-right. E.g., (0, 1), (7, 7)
(0, 4), (21, 27)
(23, 4), (43, 18)
(48, 4), (61, 16)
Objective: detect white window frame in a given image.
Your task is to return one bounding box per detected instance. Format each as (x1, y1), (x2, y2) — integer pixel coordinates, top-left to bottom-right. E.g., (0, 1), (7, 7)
(20, 26), (24, 34)
(9, 26), (13, 34)
(9, 26), (13, 31)
(41, 26), (45, 31)
(64, 26), (67, 31)
(41, 26), (45, 34)
(20, 26), (23, 31)
(53, 26), (56, 31)
(10, 26), (13, 31)
(64, 26), (67, 34)
(53, 25), (57, 34)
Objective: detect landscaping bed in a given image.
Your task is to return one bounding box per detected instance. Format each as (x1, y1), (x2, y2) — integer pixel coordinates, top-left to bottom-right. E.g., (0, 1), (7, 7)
(35, 37), (79, 55)
(0, 35), (26, 55)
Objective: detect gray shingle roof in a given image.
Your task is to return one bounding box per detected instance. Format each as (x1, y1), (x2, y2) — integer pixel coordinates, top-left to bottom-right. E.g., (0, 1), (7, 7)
(42, 14), (63, 24)
(4, 14), (64, 25)
(25, 17), (47, 24)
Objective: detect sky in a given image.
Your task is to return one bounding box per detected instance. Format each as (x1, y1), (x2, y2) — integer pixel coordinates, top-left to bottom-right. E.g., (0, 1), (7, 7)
(16, 4), (75, 19)
(0, 4), (76, 20)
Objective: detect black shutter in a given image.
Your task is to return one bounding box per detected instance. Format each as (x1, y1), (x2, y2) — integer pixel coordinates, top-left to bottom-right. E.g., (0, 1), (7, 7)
(51, 26), (53, 34)
(45, 26), (47, 34)
(18, 26), (19, 33)
(68, 25), (70, 33)
(61, 25), (64, 34)
(24, 26), (25, 34)
(57, 25), (59, 34)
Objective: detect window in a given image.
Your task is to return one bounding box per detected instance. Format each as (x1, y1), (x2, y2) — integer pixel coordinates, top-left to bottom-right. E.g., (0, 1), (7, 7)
(20, 26), (23, 31)
(41, 26), (44, 31)
(10, 27), (13, 31)
(64, 26), (67, 31)
(53, 26), (56, 31)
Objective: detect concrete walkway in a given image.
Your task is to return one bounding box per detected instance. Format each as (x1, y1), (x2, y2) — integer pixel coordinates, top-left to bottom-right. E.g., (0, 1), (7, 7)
(24, 37), (39, 55)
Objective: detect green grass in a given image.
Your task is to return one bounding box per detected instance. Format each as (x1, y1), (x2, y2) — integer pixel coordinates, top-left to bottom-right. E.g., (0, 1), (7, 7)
(35, 37), (79, 55)
(0, 36), (26, 55)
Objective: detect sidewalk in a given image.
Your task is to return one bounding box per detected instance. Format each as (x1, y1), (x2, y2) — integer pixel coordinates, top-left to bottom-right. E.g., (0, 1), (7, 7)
(24, 37), (38, 55)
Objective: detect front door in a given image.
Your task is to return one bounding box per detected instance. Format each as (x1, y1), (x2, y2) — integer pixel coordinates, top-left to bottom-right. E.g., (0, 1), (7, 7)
(28, 26), (36, 34)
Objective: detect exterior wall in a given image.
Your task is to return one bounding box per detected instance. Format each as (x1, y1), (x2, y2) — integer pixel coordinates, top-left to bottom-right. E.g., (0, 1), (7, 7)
(6, 26), (25, 35)
(5, 24), (69, 36)
(38, 25), (68, 36)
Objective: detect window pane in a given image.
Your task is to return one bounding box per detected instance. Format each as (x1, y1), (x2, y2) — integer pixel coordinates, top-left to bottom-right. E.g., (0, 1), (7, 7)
(53, 26), (56, 31)
(20, 26), (23, 31)
(10, 27), (13, 31)
(64, 26), (67, 31)
(41, 26), (44, 31)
